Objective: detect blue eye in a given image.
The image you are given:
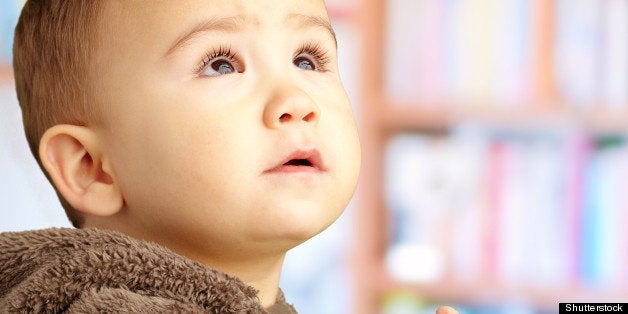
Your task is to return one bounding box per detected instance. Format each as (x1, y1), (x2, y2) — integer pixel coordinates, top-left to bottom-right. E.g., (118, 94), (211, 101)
(294, 56), (315, 71)
(293, 43), (330, 72)
(205, 58), (236, 76)
(197, 46), (241, 77)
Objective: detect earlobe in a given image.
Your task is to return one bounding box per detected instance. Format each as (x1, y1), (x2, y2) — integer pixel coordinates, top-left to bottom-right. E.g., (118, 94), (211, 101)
(39, 125), (123, 217)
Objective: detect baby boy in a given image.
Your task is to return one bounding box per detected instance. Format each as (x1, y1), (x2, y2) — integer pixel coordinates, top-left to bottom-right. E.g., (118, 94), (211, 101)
(2, 0), (359, 312)
(1, 1), (456, 313)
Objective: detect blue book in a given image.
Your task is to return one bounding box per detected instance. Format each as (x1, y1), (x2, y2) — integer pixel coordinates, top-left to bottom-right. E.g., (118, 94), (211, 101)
(581, 139), (625, 288)
(0, 1), (22, 65)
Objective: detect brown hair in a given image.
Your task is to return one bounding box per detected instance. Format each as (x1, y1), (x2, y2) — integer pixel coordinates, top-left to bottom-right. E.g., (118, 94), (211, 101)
(13, 1), (103, 227)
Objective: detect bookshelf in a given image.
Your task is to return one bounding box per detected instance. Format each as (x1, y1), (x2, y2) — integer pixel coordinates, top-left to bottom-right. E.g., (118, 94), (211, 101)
(353, 0), (628, 313)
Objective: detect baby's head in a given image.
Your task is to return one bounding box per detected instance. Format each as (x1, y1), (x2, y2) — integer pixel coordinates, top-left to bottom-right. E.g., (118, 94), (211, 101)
(14, 1), (360, 259)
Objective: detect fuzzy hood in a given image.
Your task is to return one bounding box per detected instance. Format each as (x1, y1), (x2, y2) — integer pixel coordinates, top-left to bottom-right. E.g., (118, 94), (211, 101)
(0, 228), (296, 313)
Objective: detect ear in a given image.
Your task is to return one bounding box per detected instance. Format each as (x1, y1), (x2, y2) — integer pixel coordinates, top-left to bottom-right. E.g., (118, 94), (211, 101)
(39, 125), (123, 217)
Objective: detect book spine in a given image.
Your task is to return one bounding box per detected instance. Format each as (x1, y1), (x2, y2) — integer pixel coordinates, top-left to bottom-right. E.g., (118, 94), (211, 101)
(600, 0), (628, 109)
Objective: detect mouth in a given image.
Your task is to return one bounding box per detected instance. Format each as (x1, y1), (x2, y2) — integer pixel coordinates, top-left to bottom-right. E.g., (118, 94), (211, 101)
(265, 149), (325, 174)
(283, 159), (313, 167)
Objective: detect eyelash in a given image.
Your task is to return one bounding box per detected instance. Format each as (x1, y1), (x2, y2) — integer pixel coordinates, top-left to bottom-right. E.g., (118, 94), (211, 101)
(195, 45), (240, 74)
(194, 42), (331, 75)
(294, 42), (331, 72)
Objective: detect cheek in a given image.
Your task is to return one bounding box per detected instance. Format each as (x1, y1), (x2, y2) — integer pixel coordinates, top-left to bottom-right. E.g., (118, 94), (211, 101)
(169, 115), (259, 203)
(325, 99), (361, 168)
(337, 123), (361, 195)
(104, 108), (222, 204)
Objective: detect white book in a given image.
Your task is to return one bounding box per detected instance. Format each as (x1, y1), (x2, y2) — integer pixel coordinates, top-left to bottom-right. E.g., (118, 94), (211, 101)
(494, 0), (532, 106)
(601, 0), (628, 109)
(449, 126), (491, 281)
(385, 135), (447, 283)
(453, 0), (499, 104)
(384, 0), (424, 103)
(523, 135), (570, 287)
(554, 0), (601, 107)
(496, 140), (529, 283)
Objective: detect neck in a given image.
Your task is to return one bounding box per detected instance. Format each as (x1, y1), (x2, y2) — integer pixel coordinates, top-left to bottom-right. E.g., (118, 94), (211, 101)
(162, 240), (286, 307)
(209, 254), (286, 308)
(169, 247), (285, 308)
(85, 222), (287, 307)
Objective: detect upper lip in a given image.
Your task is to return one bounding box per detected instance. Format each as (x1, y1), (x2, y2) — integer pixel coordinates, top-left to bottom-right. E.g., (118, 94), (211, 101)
(265, 148), (326, 172)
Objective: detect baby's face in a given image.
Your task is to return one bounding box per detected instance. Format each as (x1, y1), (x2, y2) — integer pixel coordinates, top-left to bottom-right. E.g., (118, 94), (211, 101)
(91, 0), (360, 257)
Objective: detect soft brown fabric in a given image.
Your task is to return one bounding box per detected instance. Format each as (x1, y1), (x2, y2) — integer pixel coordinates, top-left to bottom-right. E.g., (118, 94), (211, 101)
(0, 228), (297, 313)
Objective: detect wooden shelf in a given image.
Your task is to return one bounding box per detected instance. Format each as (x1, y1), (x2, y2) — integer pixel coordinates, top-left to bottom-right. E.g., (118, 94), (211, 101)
(385, 278), (628, 312)
(377, 102), (628, 135)
(361, 261), (628, 311)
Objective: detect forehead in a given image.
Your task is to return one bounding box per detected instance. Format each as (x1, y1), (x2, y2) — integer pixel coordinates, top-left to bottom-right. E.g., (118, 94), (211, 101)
(96, 0), (331, 62)
(102, 0), (329, 35)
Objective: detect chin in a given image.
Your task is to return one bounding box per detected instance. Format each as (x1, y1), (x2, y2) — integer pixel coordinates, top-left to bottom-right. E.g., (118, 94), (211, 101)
(258, 200), (344, 247)
(282, 219), (333, 244)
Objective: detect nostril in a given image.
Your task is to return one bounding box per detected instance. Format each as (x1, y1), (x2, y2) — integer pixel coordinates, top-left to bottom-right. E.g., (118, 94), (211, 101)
(279, 113), (291, 122)
(277, 111), (317, 124)
(303, 112), (316, 122)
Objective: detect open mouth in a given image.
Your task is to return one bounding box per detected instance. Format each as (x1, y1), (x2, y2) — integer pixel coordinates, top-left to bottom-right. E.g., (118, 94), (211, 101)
(265, 149), (325, 173)
(284, 159), (313, 167)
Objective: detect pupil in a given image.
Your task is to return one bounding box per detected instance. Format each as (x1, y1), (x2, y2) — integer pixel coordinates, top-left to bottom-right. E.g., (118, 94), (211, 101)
(212, 60), (233, 74)
(296, 58), (314, 70)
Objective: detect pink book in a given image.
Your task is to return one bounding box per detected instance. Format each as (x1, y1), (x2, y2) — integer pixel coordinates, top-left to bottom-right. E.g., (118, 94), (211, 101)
(564, 134), (590, 285)
(484, 140), (506, 280)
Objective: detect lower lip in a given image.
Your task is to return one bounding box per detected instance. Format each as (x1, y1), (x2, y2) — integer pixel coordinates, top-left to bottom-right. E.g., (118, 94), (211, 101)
(265, 165), (322, 174)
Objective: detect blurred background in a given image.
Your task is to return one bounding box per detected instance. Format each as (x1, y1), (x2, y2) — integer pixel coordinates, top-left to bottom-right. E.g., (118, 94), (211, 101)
(1, 0), (627, 313)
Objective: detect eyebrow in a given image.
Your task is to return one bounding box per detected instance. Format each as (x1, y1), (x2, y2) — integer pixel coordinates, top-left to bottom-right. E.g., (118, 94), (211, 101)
(165, 13), (337, 57)
(285, 13), (338, 48)
(165, 14), (259, 56)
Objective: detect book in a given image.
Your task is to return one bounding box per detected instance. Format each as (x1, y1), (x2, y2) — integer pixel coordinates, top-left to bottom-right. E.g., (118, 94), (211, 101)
(553, 0), (601, 107)
(600, 0), (628, 109)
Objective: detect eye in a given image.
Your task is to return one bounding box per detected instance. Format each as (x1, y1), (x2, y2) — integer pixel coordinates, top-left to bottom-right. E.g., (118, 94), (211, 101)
(293, 43), (330, 72)
(206, 58), (236, 76)
(294, 56), (315, 71)
(197, 46), (241, 77)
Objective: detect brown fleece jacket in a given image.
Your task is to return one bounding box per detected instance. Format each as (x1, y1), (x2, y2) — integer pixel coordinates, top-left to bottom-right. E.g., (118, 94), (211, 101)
(0, 228), (297, 313)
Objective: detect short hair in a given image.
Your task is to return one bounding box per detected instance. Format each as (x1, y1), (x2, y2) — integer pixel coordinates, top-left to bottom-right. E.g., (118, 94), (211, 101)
(13, 1), (104, 227)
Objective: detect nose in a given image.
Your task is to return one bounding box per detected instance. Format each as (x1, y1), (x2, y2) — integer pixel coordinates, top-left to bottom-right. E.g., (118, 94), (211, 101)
(263, 83), (320, 129)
